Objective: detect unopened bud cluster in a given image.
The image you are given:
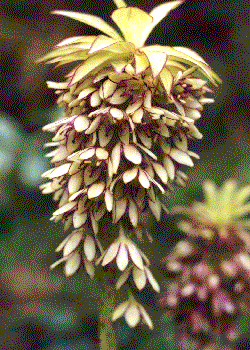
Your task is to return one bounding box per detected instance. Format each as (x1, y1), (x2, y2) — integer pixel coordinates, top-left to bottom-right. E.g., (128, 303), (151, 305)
(40, 0), (220, 328)
(160, 180), (250, 348)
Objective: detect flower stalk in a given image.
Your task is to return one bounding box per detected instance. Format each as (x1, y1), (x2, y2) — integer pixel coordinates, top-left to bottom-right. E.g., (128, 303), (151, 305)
(99, 268), (119, 350)
(39, 0), (221, 348)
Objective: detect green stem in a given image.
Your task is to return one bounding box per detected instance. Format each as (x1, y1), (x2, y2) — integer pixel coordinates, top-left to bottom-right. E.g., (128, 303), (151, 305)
(99, 269), (118, 350)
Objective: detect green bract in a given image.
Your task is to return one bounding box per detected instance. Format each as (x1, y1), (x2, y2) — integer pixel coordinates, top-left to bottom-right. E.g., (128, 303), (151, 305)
(39, 1), (221, 87)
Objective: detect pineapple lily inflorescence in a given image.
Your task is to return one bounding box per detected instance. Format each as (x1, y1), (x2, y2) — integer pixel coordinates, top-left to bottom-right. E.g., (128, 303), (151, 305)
(160, 180), (250, 350)
(40, 0), (221, 331)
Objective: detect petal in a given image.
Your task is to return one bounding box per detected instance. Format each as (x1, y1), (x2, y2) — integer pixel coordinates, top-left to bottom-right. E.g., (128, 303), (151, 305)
(53, 201), (77, 216)
(78, 147), (96, 160)
(52, 10), (123, 41)
(46, 81), (68, 89)
(68, 172), (82, 194)
(116, 243), (129, 271)
(109, 88), (129, 105)
(90, 212), (99, 234)
(96, 147), (109, 160)
(73, 211), (88, 228)
(84, 258), (95, 279)
(64, 252), (81, 276)
(138, 169), (150, 189)
(148, 197), (161, 221)
(113, 198), (127, 223)
(137, 129), (152, 149)
(163, 156), (175, 181)
(124, 303), (140, 328)
(99, 80), (117, 99)
(55, 234), (71, 252)
(169, 148), (194, 167)
(127, 241), (144, 270)
(63, 231), (83, 256)
(50, 256), (68, 269)
(132, 108), (143, 123)
(110, 107), (124, 120)
(144, 266), (160, 292)
(132, 266), (146, 290)
(126, 99), (143, 115)
(112, 301), (129, 322)
(90, 91), (102, 107)
(105, 189), (114, 212)
(84, 234), (96, 261)
(128, 200), (139, 227)
(188, 124), (203, 139)
(116, 267), (132, 289)
(85, 116), (101, 134)
(143, 90), (152, 108)
(87, 182), (105, 199)
(42, 163), (71, 179)
(137, 304), (153, 330)
(152, 162), (168, 184)
(123, 144), (142, 164)
(78, 87), (97, 100)
(111, 142), (121, 174)
(74, 115), (90, 132)
(102, 241), (120, 266)
(123, 167), (138, 183)
(136, 143), (157, 160)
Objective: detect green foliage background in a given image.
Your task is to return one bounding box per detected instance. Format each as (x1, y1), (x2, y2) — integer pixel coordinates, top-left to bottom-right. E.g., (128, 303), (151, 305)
(0, 0), (249, 349)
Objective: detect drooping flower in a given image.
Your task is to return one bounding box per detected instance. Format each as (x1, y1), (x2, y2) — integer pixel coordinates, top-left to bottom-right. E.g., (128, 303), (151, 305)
(40, 0), (221, 329)
(112, 293), (153, 329)
(160, 180), (250, 348)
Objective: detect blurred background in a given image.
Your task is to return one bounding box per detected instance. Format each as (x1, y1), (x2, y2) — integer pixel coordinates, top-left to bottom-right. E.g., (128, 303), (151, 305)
(0, 0), (249, 349)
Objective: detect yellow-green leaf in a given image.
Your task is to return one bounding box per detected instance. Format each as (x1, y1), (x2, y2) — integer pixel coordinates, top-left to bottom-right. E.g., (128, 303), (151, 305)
(46, 52), (88, 66)
(134, 52), (149, 74)
(111, 7), (153, 47)
(141, 46), (168, 78)
(69, 51), (118, 86)
(104, 41), (135, 54)
(37, 45), (89, 63)
(173, 46), (222, 85)
(88, 35), (117, 54)
(55, 35), (96, 48)
(160, 67), (173, 95)
(52, 10), (123, 41)
(140, 1), (184, 46)
(144, 45), (221, 85)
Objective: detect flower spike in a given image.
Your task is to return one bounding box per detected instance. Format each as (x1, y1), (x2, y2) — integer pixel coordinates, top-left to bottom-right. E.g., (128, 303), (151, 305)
(40, 0), (221, 332)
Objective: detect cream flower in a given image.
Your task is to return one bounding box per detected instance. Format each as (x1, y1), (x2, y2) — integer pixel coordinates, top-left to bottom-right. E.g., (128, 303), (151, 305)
(112, 294), (153, 329)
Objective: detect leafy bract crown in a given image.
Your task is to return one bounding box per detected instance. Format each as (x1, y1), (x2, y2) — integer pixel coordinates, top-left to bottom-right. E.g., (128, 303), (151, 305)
(39, 0), (221, 88)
